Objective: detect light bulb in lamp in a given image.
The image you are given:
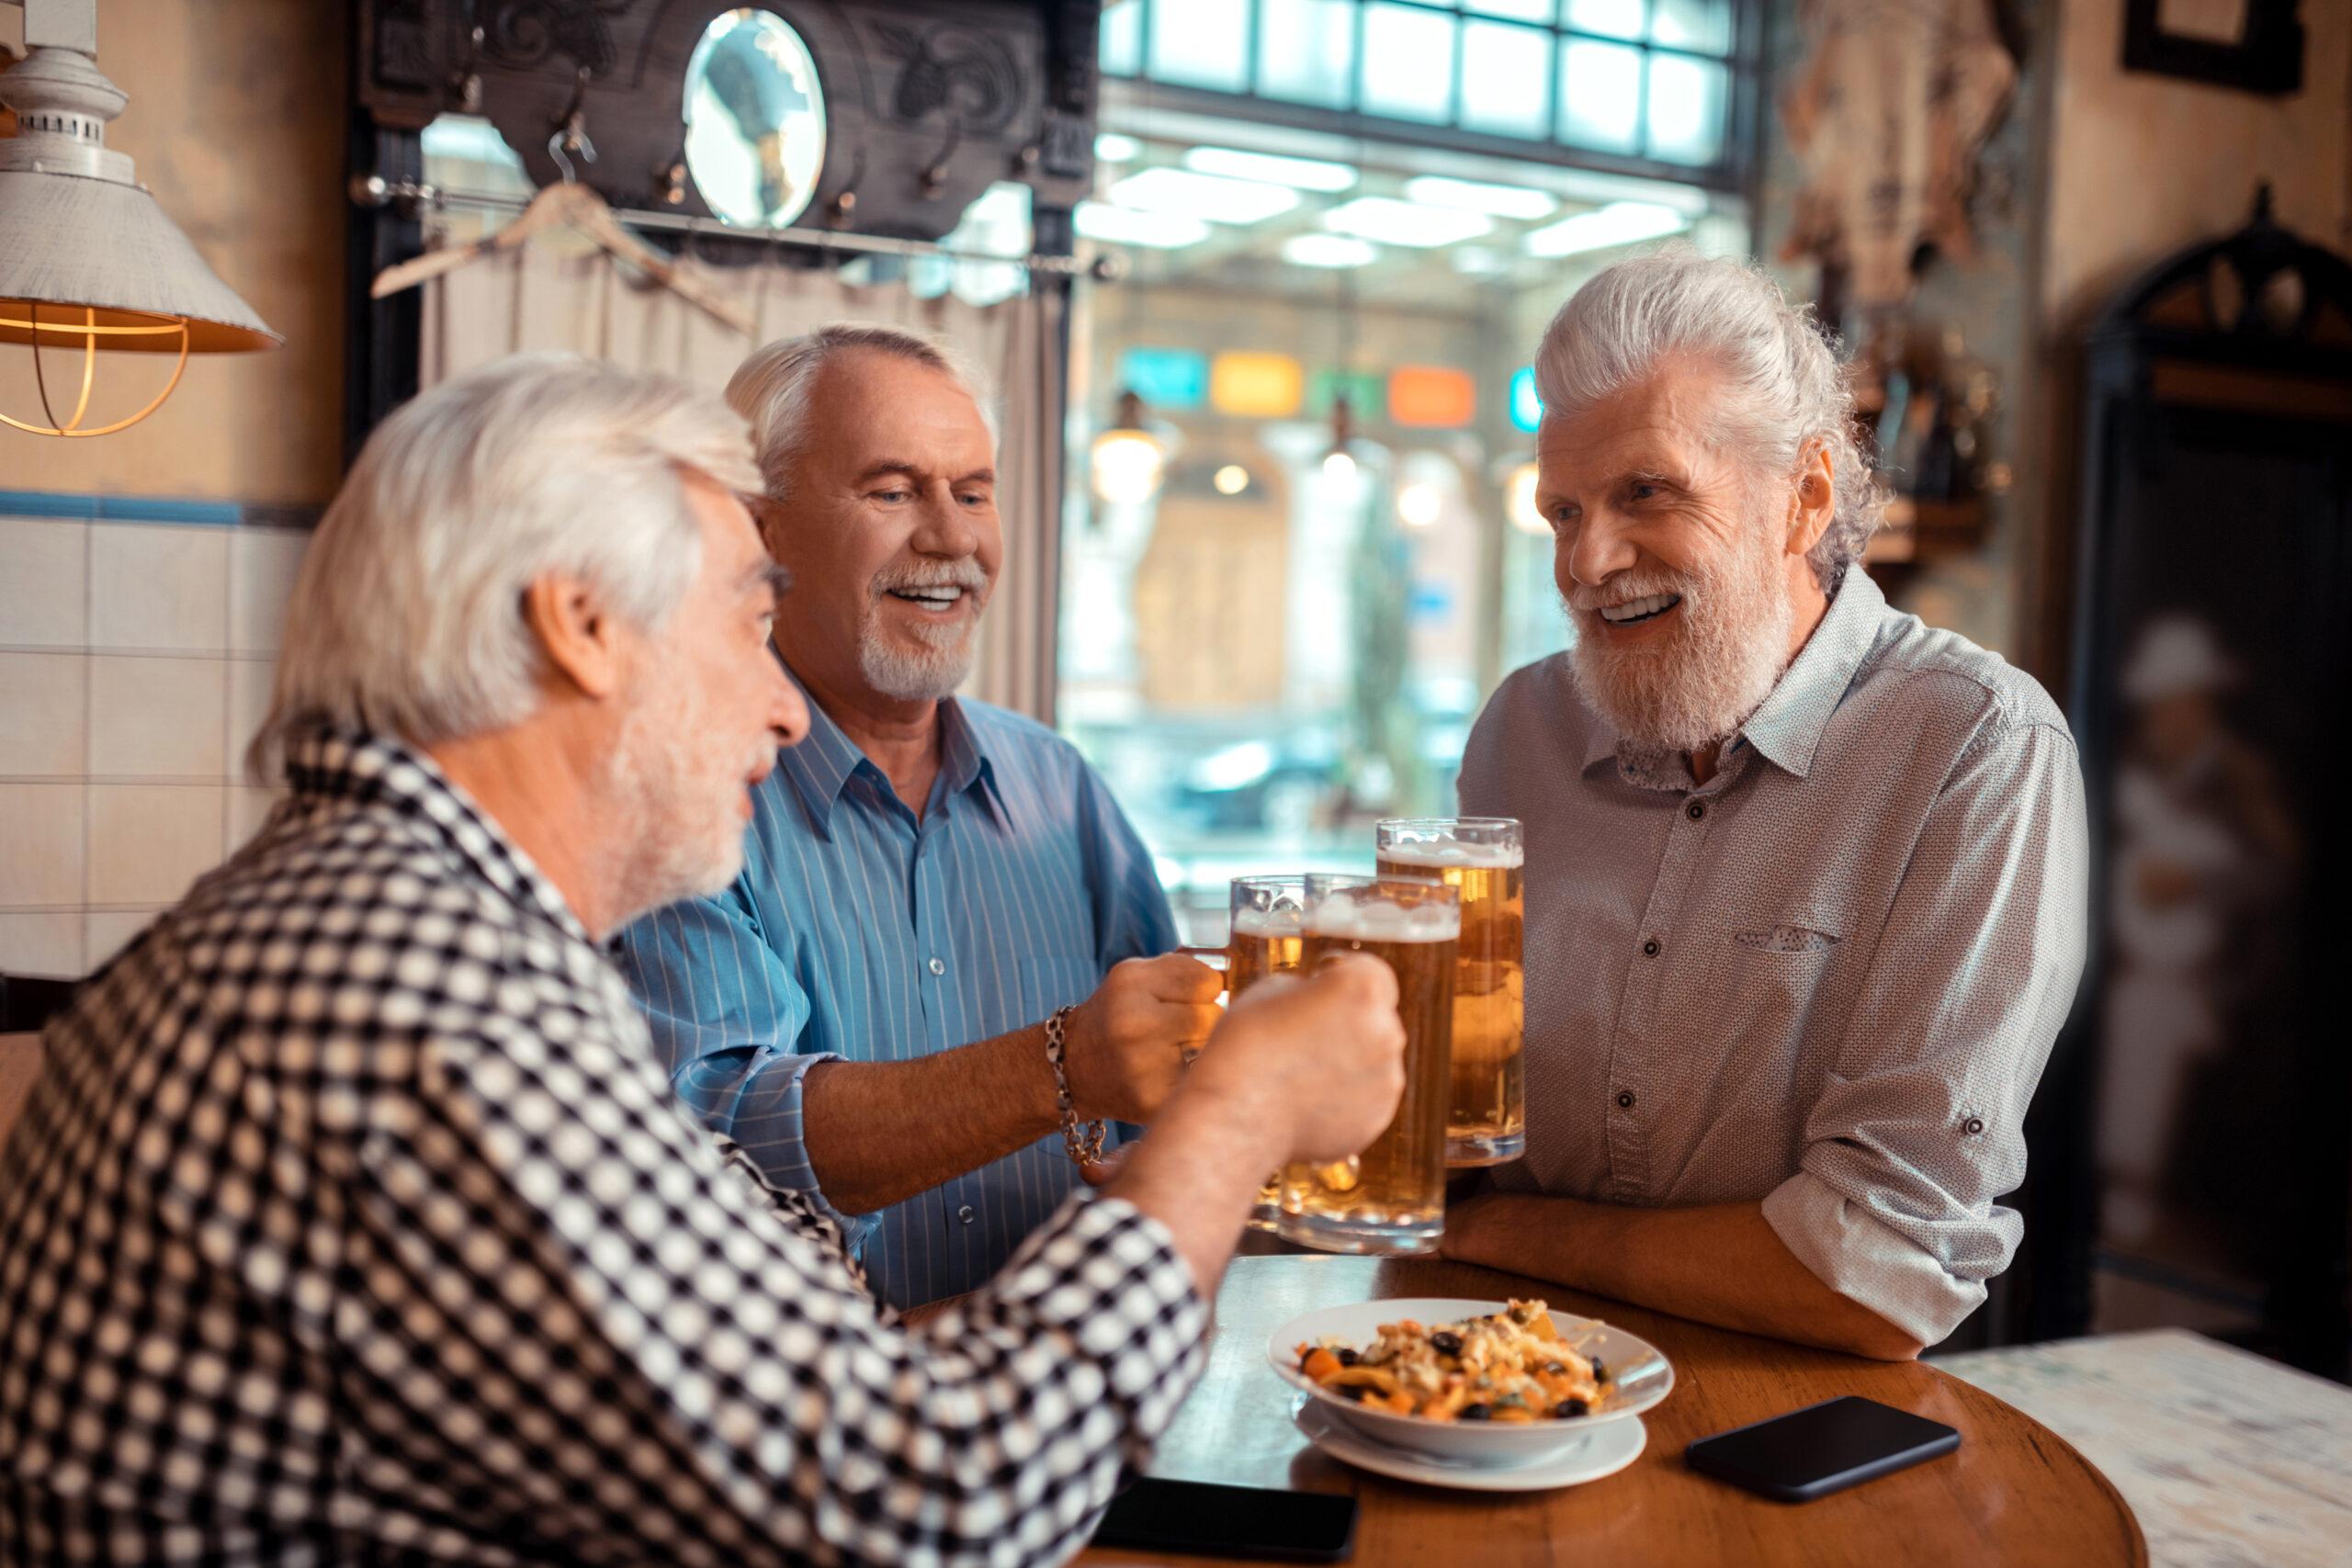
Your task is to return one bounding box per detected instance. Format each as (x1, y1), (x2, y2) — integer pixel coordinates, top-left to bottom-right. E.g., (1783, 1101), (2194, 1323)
(1089, 389), (1165, 505)
(1507, 462), (1549, 536)
(1397, 481), (1442, 529)
(1322, 393), (1359, 489)
(0, 2), (278, 438)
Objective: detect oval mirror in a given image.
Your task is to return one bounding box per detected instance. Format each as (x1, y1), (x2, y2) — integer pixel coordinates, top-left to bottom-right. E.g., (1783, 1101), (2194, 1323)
(683, 9), (826, 229)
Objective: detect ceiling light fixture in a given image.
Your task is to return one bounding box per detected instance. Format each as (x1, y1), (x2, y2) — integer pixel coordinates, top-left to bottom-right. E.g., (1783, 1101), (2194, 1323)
(1073, 201), (1212, 249)
(1109, 166), (1301, 225)
(1521, 201), (1688, 259)
(1401, 175), (1558, 220)
(1322, 394), (1359, 488)
(1213, 463), (1250, 495)
(1320, 197), (1494, 249)
(1090, 388), (1166, 506)
(1281, 233), (1378, 269)
(0, 0), (278, 438)
(1182, 145), (1360, 193)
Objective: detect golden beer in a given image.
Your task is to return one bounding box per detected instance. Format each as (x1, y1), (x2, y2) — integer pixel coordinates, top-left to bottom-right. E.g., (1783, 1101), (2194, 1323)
(1377, 818), (1525, 1166)
(1275, 878), (1458, 1255)
(1227, 913), (1304, 998)
(1227, 874), (1340, 1231)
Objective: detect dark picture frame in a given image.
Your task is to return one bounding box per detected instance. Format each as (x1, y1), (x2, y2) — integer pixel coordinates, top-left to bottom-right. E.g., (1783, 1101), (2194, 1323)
(2122, 0), (2304, 96)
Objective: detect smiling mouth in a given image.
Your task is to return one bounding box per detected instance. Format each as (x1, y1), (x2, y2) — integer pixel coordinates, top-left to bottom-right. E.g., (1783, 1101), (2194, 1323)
(885, 585), (971, 612)
(1598, 592), (1681, 626)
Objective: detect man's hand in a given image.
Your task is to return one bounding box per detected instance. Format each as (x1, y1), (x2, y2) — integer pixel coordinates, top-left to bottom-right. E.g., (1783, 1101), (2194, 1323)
(1061, 954), (1224, 1123)
(1101, 955), (1407, 1300)
(1186, 955), (1406, 1165)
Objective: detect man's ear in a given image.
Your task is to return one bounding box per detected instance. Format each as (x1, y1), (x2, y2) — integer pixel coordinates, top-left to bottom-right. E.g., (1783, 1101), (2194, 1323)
(747, 494), (788, 560)
(521, 573), (629, 700)
(1787, 444), (1836, 558)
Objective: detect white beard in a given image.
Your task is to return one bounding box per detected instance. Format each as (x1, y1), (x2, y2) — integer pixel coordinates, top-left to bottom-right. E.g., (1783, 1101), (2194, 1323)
(857, 559), (989, 702)
(1566, 508), (1796, 759)
(856, 612), (976, 703)
(608, 674), (758, 921)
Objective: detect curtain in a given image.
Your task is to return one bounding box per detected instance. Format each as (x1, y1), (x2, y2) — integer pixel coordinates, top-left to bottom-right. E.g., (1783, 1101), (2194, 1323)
(417, 243), (1065, 723)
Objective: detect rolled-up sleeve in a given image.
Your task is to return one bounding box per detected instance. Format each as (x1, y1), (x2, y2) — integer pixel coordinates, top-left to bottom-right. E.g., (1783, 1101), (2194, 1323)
(616, 886), (874, 1249)
(1762, 716), (2089, 1346)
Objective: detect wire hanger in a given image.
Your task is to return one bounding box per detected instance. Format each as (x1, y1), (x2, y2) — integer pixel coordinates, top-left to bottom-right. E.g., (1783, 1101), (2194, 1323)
(372, 69), (753, 335)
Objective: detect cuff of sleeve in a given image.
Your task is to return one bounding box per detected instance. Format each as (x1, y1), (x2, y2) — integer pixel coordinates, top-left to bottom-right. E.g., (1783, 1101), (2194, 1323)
(724, 1049), (880, 1255)
(1761, 1171), (1985, 1348)
(989, 1191), (1212, 1455)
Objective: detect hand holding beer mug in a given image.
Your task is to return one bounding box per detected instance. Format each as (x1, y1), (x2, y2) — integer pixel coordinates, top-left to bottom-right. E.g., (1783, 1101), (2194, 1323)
(1376, 817), (1525, 1165)
(1186, 953), (1407, 1172)
(1276, 875), (1460, 1256)
(1061, 953), (1225, 1123)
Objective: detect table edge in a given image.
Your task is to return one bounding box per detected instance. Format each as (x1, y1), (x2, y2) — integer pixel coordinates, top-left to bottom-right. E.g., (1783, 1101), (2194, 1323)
(1921, 1360), (2149, 1568)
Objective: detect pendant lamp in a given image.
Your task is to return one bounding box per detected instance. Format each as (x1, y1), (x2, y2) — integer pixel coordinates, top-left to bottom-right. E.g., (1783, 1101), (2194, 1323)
(0, 0), (278, 438)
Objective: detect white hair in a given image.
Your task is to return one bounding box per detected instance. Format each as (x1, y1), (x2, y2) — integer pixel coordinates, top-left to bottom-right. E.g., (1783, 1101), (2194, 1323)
(1534, 248), (1883, 589)
(258, 353), (760, 771)
(725, 322), (997, 501)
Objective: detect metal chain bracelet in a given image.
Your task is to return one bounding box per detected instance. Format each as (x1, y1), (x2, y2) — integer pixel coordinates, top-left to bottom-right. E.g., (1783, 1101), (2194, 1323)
(1044, 1004), (1108, 1168)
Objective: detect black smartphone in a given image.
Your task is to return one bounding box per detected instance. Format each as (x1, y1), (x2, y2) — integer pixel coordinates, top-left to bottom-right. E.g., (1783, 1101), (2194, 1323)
(1685, 1395), (1960, 1502)
(1089, 1478), (1358, 1562)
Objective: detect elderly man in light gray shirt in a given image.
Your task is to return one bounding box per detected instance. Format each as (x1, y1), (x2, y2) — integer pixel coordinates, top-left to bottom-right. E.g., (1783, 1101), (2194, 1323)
(1450, 251), (2087, 1359)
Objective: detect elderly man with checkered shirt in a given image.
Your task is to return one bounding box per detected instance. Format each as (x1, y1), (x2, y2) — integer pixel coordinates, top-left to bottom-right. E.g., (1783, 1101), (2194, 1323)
(0, 355), (1406, 1565)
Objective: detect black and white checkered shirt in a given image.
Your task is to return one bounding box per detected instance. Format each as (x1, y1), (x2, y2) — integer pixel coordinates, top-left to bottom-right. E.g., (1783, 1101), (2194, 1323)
(0, 729), (1208, 1564)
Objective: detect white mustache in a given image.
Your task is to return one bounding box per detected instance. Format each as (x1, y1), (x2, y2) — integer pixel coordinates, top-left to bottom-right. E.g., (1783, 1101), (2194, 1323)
(873, 560), (989, 599)
(1567, 570), (1694, 615)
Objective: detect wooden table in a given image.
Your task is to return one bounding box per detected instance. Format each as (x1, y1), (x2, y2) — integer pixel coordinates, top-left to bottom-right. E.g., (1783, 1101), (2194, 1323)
(1079, 1256), (2144, 1567)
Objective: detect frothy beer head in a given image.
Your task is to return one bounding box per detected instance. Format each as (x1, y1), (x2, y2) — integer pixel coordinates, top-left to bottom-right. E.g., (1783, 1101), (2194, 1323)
(1231, 903), (1306, 938)
(1375, 840), (1526, 871)
(1306, 897), (1462, 943)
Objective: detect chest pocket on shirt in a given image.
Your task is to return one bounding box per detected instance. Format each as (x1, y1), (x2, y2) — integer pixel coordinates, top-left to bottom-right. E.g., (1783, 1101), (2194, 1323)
(1016, 953), (1102, 1023)
(1702, 919), (1847, 1061)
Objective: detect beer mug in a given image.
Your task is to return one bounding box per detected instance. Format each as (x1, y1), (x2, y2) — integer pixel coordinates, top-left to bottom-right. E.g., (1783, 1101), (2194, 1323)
(1376, 817), (1525, 1166)
(1224, 874), (1327, 1231)
(1275, 874), (1458, 1257)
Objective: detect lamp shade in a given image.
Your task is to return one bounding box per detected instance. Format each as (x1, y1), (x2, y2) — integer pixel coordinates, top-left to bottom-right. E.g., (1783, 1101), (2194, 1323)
(0, 169), (278, 352)
(0, 33), (276, 353)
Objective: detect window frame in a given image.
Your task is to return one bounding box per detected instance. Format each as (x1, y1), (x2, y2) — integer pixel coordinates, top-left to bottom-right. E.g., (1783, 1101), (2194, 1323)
(1100, 0), (1761, 194)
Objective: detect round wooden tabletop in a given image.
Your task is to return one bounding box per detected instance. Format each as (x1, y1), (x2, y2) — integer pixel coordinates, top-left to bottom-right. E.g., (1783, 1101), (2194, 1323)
(1078, 1255), (2145, 1567)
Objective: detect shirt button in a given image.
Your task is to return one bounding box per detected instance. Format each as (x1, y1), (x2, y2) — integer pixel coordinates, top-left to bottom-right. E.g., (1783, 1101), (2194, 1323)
(927, 956), (946, 976)
(1641, 938), (1661, 957)
(1686, 800), (1706, 821)
(1615, 1091), (1636, 1110)
(957, 1204), (977, 1225)
(1962, 1117), (1985, 1136)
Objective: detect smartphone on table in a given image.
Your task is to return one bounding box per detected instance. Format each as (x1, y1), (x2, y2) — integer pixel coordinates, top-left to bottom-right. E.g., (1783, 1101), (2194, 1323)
(1685, 1395), (1960, 1502)
(1090, 1477), (1357, 1562)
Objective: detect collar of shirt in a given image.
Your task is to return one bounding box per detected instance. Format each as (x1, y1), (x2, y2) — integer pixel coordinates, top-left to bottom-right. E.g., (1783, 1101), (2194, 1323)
(282, 725), (589, 943)
(772, 660), (1007, 836)
(1579, 568), (1891, 790)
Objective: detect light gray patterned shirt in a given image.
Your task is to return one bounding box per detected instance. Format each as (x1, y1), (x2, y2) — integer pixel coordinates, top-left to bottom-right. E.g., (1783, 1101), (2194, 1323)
(1459, 570), (2088, 1345)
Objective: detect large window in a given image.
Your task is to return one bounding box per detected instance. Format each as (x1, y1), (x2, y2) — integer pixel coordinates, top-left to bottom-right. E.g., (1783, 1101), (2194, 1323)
(1098, 0), (1750, 176)
(1057, 107), (1748, 936)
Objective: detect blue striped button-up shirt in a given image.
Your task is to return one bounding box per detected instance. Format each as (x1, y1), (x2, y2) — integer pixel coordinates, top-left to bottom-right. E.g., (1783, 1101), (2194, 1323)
(616, 679), (1177, 1308)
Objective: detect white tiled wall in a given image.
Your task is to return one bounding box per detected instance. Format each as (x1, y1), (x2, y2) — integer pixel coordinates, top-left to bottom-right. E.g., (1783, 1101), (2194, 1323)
(0, 514), (310, 978)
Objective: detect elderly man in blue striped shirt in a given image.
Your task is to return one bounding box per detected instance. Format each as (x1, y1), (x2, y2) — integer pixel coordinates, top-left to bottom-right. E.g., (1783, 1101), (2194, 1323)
(617, 325), (1218, 1309)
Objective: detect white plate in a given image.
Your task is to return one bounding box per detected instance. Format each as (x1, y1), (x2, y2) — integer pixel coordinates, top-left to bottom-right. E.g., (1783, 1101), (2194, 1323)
(1295, 1397), (1648, 1493)
(1268, 1298), (1674, 1466)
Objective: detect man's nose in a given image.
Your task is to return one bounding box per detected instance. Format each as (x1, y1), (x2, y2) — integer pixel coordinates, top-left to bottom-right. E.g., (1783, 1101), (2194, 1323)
(768, 663), (809, 749)
(910, 485), (981, 559)
(1563, 506), (1637, 589)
